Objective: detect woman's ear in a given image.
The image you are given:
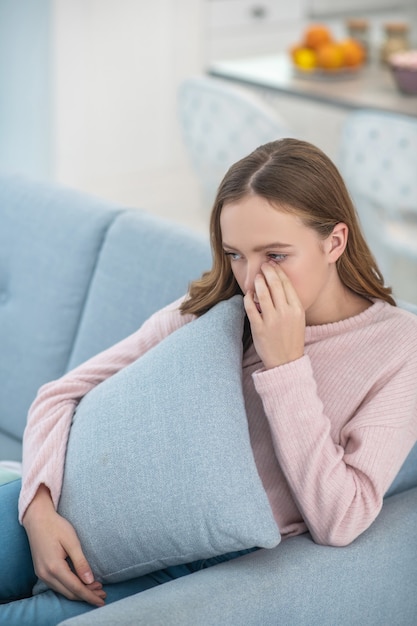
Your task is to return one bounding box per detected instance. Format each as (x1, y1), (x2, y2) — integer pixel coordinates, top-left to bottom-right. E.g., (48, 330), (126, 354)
(326, 222), (348, 262)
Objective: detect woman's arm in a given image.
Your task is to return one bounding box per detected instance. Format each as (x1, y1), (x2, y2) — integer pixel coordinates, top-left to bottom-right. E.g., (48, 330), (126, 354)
(253, 355), (417, 546)
(19, 297), (192, 522)
(19, 298), (192, 602)
(244, 260), (417, 546)
(19, 334), (146, 604)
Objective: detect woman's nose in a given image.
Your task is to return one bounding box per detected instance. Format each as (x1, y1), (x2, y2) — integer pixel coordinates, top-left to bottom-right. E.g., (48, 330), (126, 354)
(243, 262), (261, 293)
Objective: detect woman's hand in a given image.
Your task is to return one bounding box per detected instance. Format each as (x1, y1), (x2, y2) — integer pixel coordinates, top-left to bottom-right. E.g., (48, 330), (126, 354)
(244, 262), (305, 369)
(22, 485), (106, 606)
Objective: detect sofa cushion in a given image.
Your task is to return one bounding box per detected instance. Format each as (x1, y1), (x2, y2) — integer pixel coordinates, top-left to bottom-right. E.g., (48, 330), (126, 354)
(0, 466), (21, 486)
(58, 296), (280, 584)
(57, 487), (417, 626)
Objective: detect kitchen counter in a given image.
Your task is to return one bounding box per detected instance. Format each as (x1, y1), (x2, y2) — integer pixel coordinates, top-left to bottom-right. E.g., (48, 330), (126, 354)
(208, 53), (417, 118)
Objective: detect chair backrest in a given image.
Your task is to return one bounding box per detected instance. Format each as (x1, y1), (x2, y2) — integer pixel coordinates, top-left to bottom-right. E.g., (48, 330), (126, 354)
(178, 75), (294, 210)
(338, 110), (417, 219)
(338, 110), (417, 299)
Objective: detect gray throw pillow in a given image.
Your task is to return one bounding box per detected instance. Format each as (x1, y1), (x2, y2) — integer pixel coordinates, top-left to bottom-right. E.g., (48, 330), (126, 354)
(58, 296), (280, 583)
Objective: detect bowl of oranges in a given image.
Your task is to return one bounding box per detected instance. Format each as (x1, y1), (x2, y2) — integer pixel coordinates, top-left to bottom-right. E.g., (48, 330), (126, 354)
(290, 24), (365, 77)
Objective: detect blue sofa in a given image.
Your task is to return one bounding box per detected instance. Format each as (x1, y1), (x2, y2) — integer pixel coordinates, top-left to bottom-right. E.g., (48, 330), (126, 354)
(1, 174), (417, 625)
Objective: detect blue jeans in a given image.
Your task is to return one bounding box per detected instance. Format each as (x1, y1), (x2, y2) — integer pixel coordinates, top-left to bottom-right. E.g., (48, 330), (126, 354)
(0, 480), (258, 626)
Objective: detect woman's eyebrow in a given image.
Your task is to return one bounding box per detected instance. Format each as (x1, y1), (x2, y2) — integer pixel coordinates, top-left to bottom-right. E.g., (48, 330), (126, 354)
(253, 242), (294, 251)
(222, 242), (294, 251)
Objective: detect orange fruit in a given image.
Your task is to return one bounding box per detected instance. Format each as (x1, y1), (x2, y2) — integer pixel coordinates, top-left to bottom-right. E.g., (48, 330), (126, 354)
(339, 38), (365, 67)
(316, 42), (345, 70)
(304, 24), (332, 50)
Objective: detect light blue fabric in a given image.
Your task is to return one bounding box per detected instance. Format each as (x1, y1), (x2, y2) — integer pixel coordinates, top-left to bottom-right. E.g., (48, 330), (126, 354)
(59, 487), (417, 626)
(0, 467), (21, 486)
(385, 441), (417, 498)
(0, 480), (36, 603)
(0, 173), (211, 460)
(0, 174), (121, 458)
(0, 481), (257, 626)
(67, 211), (211, 369)
(58, 296), (280, 584)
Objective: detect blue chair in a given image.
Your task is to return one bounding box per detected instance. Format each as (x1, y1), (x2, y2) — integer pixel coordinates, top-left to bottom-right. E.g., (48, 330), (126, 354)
(338, 110), (417, 303)
(178, 75), (294, 211)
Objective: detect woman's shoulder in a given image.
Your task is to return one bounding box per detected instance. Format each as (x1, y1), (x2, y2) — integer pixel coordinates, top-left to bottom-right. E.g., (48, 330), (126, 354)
(345, 298), (417, 333)
(378, 299), (417, 331)
(306, 299), (417, 358)
(393, 299), (417, 320)
(372, 299), (417, 358)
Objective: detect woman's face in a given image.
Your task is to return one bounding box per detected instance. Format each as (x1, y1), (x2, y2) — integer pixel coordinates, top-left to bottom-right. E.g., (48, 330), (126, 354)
(220, 194), (344, 324)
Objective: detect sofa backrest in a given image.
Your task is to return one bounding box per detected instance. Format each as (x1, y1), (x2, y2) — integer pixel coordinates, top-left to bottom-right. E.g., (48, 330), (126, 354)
(67, 210), (211, 369)
(0, 175), (211, 459)
(0, 175), (120, 458)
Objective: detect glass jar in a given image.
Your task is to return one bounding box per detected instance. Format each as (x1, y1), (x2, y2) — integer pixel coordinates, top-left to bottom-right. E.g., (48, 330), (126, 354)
(346, 18), (370, 62)
(380, 22), (410, 64)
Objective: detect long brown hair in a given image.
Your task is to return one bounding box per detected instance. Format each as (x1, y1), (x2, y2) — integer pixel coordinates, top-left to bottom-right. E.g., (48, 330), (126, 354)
(180, 138), (395, 321)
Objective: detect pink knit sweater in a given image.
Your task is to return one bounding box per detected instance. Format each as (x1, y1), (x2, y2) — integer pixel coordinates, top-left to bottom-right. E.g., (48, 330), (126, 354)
(19, 298), (417, 547)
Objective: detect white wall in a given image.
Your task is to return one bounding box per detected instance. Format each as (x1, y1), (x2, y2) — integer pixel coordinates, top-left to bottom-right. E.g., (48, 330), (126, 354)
(2, 0), (414, 233)
(52, 0), (209, 231)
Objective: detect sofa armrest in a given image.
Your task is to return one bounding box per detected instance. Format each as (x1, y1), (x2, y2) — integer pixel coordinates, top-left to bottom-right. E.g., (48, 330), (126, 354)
(59, 487), (417, 626)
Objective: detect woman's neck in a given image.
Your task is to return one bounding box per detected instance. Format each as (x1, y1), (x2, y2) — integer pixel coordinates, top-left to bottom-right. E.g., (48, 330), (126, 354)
(306, 282), (371, 327)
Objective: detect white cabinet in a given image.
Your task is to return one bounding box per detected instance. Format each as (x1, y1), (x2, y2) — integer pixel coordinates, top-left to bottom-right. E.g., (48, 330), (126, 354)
(205, 0), (306, 61)
(207, 0), (304, 29)
(309, 0), (413, 16)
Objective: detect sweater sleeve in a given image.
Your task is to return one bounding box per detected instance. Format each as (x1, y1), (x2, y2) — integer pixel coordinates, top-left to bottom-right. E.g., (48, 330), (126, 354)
(19, 298), (193, 523)
(253, 355), (417, 547)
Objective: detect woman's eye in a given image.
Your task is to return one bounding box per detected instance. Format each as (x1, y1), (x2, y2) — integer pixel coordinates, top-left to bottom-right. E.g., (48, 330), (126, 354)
(269, 253), (287, 263)
(225, 252), (241, 261)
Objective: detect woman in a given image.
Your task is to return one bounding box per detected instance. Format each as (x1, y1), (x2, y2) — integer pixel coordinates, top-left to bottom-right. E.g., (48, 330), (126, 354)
(2, 138), (417, 625)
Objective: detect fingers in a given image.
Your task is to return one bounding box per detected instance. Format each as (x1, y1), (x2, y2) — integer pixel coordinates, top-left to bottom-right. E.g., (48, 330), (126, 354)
(37, 555), (106, 606)
(260, 262), (299, 309)
(247, 267), (287, 322)
(243, 289), (260, 323)
(66, 541), (94, 585)
(60, 528), (106, 606)
(35, 548), (106, 606)
(244, 262), (305, 369)
(52, 567), (106, 606)
(244, 265), (290, 324)
(24, 492), (106, 607)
